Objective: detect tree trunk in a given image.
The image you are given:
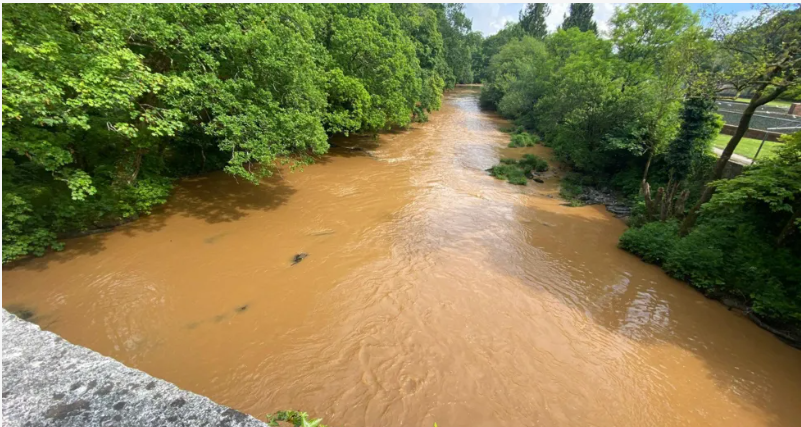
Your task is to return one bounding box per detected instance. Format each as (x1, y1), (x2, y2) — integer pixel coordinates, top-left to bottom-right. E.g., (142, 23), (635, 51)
(660, 180), (677, 222)
(640, 149), (654, 195)
(679, 85), (788, 236)
(642, 182), (656, 220)
(673, 189), (689, 218)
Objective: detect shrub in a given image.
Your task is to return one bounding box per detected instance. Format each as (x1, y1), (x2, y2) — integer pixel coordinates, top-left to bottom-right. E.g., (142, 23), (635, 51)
(489, 155), (548, 186)
(619, 214), (801, 323)
(489, 164), (528, 185)
(507, 174), (529, 185)
(267, 411), (327, 427)
(2, 193), (64, 263)
(663, 216), (801, 321)
(508, 132), (539, 147)
(618, 220), (680, 264)
(558, 172), (585, 204)
(519, 154), (548, 172)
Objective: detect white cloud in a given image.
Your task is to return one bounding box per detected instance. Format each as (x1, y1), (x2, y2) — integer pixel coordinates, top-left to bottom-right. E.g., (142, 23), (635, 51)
(490, 14), (517, 32)
(593, 3), (624, 37)
(546, 3), (570, 33)
(469, 3), (625, 37)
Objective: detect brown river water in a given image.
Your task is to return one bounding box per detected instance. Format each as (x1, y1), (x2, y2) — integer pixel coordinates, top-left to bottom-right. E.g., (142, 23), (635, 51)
(4, 88), (801, 426)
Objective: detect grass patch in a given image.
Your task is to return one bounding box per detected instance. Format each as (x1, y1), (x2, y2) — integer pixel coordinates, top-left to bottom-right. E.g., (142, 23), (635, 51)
(489, 154), (548, 186)
(712, 133), (780, 160)
(730, 97), (795, 109)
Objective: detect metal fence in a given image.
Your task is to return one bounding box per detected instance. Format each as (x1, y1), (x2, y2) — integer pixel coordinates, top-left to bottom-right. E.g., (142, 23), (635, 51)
(718, 109), (801, 134)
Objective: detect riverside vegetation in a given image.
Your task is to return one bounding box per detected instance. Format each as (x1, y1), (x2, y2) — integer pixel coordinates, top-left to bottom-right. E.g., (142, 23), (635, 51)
(2, 2), (800, 349)
(4, 5), (801, 424)
(478, 4), (801, 339)
(2, 3), (483, 263)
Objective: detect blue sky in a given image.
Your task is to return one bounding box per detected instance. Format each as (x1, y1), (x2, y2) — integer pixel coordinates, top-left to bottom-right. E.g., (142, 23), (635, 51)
(464, 3), (763, 37)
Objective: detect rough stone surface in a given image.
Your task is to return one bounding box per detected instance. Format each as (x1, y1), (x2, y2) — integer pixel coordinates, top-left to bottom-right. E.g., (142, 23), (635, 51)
(576, 188), (632, 218)
(2, 310), (268, 427)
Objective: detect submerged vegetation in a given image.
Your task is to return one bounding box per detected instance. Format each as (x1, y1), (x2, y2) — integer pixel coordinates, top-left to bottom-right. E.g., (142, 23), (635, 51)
(479, 3), (801, 332)
(489, 154), (548, 186)
(1, 3), (483, 263)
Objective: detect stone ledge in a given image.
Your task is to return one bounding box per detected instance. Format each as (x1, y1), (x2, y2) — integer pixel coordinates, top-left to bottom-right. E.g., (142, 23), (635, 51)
(2, 309), (268, 427)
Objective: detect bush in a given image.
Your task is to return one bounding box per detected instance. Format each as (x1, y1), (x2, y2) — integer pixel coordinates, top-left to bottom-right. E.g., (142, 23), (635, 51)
(2, 3), (471, 263)
(618, 220), (680, 264)
(268, 411), (328, 427)
(2, 193), (64, 263)
(508, 132), (539, 148)
(519, 154), (548, 172)
(663, 216), (801, 321)
(619, 215), (801, 323)
(507, 174), (529, 185)
(489, 164), (528, 185)
(558, 172), (587, 204)
(489, 155), (548, 186)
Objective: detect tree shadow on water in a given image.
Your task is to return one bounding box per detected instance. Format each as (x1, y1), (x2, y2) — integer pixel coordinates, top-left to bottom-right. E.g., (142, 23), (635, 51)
(6, 171), (296, 272)
(159, 171), (296, 225)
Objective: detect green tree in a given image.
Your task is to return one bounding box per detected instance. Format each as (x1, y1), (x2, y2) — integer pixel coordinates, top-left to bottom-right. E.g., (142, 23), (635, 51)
(642, 85), (723, 222)
(611, 4), (711, 186)
(681, 5), (801, 235)
(475, 22), (525, 84)
(480, 37), (550, 125)
(428, 3), (477, 86)
(560, 4), (598, 34)
(519, 3), (550, 39)
(2, 4), (456, 263)
(535, 29), (639, 173)
(665, 89), (724, 183)
(707, 131), (801, 246)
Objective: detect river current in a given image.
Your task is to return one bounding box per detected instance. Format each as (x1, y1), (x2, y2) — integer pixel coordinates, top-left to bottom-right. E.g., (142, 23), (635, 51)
(5, 88), (801, 427)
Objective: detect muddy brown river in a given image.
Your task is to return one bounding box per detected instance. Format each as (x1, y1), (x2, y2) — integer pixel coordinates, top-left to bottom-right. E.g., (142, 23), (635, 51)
(4, 88), (801, 426)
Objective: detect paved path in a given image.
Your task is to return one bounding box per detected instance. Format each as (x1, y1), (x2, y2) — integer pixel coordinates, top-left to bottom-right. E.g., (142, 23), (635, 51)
(712, 147), (752, 166)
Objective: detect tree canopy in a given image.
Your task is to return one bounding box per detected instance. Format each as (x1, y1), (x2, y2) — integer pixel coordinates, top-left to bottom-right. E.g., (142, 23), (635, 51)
(2, 3), (478, 262)
(519, 3), (550, 39)
(479, 3), (801, 325)
(560, 3), (598, 34)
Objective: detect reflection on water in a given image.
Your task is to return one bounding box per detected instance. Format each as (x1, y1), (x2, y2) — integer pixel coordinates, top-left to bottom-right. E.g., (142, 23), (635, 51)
(4, 88), (801, 427)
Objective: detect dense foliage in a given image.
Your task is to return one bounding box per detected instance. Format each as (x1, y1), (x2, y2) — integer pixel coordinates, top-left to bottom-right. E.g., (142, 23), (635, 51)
(478, 4), (801, 327)
(2, 3), (480, 263)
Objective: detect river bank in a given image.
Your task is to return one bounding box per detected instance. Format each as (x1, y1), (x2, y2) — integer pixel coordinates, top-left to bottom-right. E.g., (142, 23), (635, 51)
(4, 88), (801, 427)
